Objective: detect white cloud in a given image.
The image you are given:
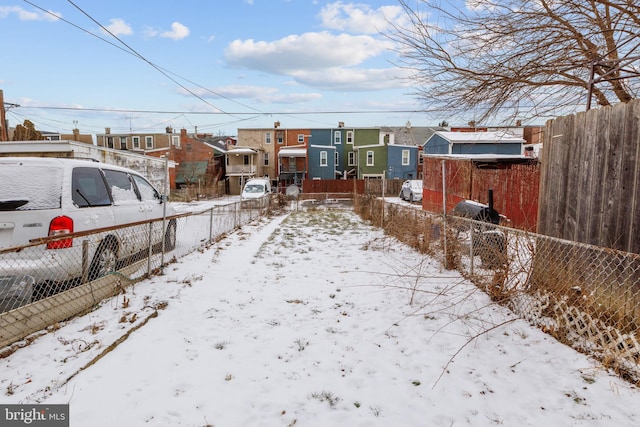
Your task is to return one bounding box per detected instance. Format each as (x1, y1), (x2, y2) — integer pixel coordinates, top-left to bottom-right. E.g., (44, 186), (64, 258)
(143, 26), (159, 38)
(161, 22), (190, 40)
(223, 31), (406, 93)
(0, 6), (60, 22)
(178, 85), (322, 105)
(292, 67), (412, 91)
(225, 31), (390, 74)
(318, 1), (405, 34)
(102, 18), (133, 36)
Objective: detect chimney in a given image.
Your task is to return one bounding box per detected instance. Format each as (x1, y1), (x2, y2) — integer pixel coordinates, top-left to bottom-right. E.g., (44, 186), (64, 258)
(274, 121), (280, 128)
(73, 128), (79, 141)
(105, 127), (111, 135)
(338, 121), (344, 128)
(166, 126), (173, 133)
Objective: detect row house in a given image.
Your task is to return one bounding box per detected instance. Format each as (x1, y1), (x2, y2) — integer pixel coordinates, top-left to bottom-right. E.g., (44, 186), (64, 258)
(353, 125), (432, 181)
(233, 124), (312, 194)
(96, 127), (233, 194)
(96, 127), (180, 153)
(231, 123), (436, 194)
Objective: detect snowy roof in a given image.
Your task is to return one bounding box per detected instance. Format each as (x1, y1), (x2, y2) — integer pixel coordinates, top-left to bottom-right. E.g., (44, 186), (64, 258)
(433, 131), (526, 144)
(278, 148), (306, 157)
(227, 147), (257, 155)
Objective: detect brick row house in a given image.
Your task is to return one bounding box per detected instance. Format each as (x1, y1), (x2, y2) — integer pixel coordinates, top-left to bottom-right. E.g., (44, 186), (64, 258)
(95, 127), (233, 195)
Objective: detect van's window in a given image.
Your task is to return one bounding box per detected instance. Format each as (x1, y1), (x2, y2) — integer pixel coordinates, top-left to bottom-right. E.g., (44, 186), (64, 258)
(0, 164), (62, 210)
(72, 167), (112, 207)
(132, 175), (160, 201)
(243, 184), (265, 194)
(103, 169), (140, 202)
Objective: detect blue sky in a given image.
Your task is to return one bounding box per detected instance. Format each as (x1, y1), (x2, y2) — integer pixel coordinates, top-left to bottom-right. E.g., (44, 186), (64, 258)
(0, 1), (446, 136)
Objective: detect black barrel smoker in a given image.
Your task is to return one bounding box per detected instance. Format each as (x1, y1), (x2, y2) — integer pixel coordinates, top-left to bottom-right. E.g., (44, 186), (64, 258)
(451, 189), (506, 269)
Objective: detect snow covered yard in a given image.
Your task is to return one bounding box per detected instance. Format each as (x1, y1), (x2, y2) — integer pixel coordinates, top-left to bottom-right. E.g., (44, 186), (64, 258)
(2, 208), (640, 426)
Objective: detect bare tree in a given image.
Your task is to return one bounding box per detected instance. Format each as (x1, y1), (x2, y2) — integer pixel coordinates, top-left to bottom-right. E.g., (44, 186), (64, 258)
(387, 0), (640, 123)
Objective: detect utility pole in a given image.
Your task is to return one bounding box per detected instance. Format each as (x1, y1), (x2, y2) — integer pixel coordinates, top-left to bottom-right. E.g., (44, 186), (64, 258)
(0, 89), (8, 142)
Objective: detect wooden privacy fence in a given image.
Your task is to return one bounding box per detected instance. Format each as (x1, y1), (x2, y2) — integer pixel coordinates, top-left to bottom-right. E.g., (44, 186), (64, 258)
(539, 99), (640, 254)
(301, 178), (403, 197)
(422, 157), (540, 231)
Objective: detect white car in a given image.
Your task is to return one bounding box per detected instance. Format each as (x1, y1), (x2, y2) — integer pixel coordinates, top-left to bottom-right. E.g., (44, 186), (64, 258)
(399, 180), (423, 203)
(0, 157), (176, 310)
(241, 178), (272, 200)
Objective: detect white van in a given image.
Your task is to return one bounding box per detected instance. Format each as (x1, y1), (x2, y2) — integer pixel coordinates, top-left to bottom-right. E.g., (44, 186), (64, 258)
(0, 157), (176, 310)
(241, 178), (272, 200)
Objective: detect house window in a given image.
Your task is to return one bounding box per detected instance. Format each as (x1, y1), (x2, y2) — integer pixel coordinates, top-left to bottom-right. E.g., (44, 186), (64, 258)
(172, 135), (180, 148)
(265, 132), (272, 144)
(366, 150), (374, 166)
(243, 155), (250, 165)
(264, 152), (269, 166)
(334, 131), (341, 144)
(106, 137), (114, 149)
(145, 136), (153, 149)
(402, 149), (410, 165)
(320, 151), (328, 167)
(348, 151), (356, 166)
(335, 152), (339, 167)
(119, 137), (127, 149)
(277, 133), (284, 144)
(186, 143), (192, 152)
(298, 134), (305, 143)
(132, 136), (140, 149)
(347, 131), (353, 144)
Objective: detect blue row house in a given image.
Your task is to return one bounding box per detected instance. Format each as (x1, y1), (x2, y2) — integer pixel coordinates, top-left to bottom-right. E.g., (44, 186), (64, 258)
(308, 144), (337, 180)
(355, 127), (422, 180)
(423, 131), (526, 155)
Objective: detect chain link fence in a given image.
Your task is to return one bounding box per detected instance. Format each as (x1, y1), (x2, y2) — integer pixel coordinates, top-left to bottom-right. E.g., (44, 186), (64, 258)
(355, 195), (640, 384)
(0, 197), (280, 348)
(5, 193), (639, 383)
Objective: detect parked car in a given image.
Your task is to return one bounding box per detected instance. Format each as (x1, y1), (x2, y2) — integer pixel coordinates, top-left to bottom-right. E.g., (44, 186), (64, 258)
(399, 180), (423, 203)
(241, 178), (272, 200)
(0, 157), (177, 310)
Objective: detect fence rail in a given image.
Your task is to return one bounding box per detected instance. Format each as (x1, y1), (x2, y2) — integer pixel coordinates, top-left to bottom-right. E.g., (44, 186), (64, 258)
(355, 195), (640, 383)
(0, 198), (274, 349)
(5, 194), (639, 384)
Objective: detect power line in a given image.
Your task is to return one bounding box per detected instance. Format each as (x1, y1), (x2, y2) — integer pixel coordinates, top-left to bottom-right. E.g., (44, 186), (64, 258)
(22, 0), (266, 118)
(17, 105), (430, 115)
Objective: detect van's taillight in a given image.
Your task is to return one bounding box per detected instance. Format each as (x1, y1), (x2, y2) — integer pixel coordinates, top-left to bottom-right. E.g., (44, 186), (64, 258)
(47, 216), (74, 249)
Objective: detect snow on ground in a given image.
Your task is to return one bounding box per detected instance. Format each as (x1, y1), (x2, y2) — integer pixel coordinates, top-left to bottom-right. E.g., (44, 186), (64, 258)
(2, 208), (640, 426)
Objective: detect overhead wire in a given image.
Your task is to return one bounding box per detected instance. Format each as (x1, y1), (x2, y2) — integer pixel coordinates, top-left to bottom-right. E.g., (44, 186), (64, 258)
(19, 0), (439, 129)
(21, 0), (265, 118)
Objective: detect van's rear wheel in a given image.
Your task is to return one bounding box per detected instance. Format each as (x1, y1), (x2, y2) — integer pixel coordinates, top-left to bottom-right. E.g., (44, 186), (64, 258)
(89, 240), (118, 281)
